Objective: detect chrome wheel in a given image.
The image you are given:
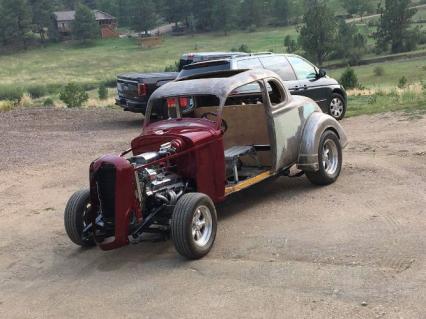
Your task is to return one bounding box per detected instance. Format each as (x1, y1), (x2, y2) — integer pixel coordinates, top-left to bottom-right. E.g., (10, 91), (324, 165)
(330, 97), (344, 118)
(191, 205), (213, 247)
(322, 139), (339, 176)
(171, 193), (217, 259)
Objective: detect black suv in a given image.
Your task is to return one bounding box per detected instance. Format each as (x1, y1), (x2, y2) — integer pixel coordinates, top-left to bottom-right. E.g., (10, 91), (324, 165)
(176, 53), (347, 120)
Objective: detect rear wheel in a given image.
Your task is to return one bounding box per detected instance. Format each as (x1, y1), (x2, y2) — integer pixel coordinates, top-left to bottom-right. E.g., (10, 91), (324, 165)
(64, 189), (96, 247)
(306, 130), (342, 185)
(328, 93), (346, 120)
(171, 193), (217, 259)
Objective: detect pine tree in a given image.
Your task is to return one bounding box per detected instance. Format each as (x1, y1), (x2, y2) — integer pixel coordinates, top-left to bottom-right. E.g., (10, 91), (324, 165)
(298, 0), (337, 65)
(63, 0), (77, 10)
(342, 0), (374, 17)
(212, 0), (237, 35)
(82, 0), (97, 9)
(130, 0), (157, 34)
(240, 0), (265, 29)
(271, 0), (290, 25)
(374, 0), (417, 53)
(29, 0), (54, 43)
(192, 0), (214, 32)
(72, 3), (99, 43)
(0, 0), (32, 47)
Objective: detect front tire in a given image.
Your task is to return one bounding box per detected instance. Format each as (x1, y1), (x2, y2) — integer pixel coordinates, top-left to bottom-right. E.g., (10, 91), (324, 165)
(328, 93), (346, 120)
(171, 193), (217, 260)
(306, 130), (342, 186)
(64, 189), (96, 247)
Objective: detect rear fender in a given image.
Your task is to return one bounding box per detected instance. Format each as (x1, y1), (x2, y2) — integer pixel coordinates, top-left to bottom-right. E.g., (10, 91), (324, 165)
(297, 112), (348, 172)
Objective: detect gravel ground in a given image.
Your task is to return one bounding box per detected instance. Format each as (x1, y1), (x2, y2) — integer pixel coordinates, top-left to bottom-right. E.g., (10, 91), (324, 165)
(0, 108), (425, 319)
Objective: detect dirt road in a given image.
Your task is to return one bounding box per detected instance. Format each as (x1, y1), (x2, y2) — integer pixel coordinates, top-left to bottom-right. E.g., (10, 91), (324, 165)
(0, 108), (425, 318)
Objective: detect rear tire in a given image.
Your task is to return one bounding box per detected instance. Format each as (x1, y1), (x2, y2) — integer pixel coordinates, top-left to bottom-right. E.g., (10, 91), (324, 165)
(306, 130), (342, 186)
(64, 189), (96, 247)
(328, 93), (346, 120)
(171, 193), (217, 260)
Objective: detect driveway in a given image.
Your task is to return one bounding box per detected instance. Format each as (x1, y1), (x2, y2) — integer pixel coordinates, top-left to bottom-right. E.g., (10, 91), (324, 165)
(0, 108), (425, 318)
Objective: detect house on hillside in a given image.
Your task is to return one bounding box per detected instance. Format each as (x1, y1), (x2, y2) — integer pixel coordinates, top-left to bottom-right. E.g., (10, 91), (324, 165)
(53, 10), (119, 39)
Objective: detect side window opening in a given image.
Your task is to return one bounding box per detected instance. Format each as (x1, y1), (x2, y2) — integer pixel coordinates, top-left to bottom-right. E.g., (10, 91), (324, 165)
(226, 82), (263, 105)
(266, 80), (285, 106)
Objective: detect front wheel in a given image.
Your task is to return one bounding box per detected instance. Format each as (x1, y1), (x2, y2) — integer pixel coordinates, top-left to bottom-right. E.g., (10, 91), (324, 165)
(306, 130), (342, 186)
(171, 193), (217, 260)
(64, 189), (96, 247)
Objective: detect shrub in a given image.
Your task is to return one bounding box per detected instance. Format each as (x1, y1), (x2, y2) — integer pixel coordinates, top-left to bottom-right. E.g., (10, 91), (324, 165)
(0, 86), (24, 102)
(238, 44), (251, 53)
(98, 85), (108, 100)
(284, 35), (298, 53)
(367, 95), (377, 104)
(164, 60), (180, 72)
(27, 85), (48, 98)
(59, 83), (89, 108)
(339, 67), (360, 90)
(102, 78), (117, 88)
(0, 100), (14, 112)
(43, 97), (55, 107)
(373, 66), (385, 77)
(398, 76), (408, 89)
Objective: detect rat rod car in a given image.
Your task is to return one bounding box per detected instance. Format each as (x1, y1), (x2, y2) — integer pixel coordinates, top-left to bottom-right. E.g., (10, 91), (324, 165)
(64, 69), (348, 259)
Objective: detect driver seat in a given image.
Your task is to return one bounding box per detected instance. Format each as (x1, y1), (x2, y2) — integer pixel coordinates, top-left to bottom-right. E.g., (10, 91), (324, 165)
(225, 145), (260, 183)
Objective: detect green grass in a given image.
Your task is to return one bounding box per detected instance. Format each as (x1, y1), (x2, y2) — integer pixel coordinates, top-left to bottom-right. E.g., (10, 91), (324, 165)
(329, 58), (426, 88)
(0, 26), (298, 89)
(347, 91), (426, 117)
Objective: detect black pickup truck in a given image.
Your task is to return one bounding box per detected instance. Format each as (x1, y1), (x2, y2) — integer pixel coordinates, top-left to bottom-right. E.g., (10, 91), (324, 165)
(116, 52), (249, 114)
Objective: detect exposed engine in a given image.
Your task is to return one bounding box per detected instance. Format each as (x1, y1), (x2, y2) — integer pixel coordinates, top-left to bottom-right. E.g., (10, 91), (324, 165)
(128, 142), (186, 208)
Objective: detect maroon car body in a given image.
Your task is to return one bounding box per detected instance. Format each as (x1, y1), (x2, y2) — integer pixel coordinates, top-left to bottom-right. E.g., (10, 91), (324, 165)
(90, 119), (225, 251)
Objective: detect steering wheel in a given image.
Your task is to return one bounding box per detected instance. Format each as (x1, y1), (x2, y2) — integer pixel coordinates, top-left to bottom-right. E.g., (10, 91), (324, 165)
(201, 112), (228, 133)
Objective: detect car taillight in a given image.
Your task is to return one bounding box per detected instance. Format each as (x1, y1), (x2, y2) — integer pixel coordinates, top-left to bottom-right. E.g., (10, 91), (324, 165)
(138, 83), (147, 96)
(167, 97), (177, 108)
(179, 97), (189, 108)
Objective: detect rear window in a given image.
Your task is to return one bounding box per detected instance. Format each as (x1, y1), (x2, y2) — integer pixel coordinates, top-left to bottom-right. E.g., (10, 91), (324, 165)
(178, 61), (232, 79)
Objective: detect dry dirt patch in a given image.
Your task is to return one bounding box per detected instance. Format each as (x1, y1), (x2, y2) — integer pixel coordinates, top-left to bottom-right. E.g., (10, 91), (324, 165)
(0, 108), (425, 319)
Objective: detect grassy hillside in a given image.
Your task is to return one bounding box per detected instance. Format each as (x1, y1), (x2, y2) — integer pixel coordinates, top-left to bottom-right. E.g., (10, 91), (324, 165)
(0, 26), (298, 88)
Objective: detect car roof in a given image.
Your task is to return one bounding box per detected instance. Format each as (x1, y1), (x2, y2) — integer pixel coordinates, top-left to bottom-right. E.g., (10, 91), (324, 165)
(149, 69), (281, 102)
(180, 52), (250, 59)
(181, 53), (294, 70)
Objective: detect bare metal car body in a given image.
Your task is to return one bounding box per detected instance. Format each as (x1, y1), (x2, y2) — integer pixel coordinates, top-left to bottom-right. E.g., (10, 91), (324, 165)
(146, 69), (348, 176)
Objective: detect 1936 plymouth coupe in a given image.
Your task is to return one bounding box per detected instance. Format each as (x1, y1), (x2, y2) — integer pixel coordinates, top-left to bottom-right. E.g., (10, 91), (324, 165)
(64, 69), (348, 259)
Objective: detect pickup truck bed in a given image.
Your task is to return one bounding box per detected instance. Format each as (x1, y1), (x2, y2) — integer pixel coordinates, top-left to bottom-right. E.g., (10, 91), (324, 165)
(116, 72), (178, 113)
